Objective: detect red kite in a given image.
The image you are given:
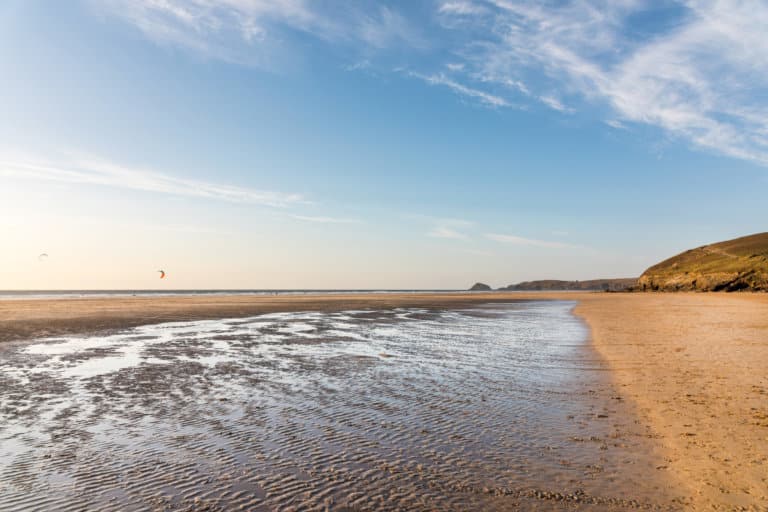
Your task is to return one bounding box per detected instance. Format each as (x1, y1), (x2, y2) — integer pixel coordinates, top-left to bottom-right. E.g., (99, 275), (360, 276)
(158, 270), (166, 279)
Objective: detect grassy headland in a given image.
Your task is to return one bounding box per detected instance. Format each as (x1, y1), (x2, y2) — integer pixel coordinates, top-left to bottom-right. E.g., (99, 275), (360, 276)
(637, 232), (768, 291)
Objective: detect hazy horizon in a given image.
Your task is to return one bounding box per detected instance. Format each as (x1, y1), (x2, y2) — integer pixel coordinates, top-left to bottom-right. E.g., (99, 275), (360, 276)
(2, 1), (767, 289)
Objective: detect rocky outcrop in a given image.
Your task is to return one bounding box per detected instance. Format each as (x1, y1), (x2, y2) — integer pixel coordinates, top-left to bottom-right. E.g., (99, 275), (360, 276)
(637, 232), (768, 292)
(500, 279), (636, 292)
(469, 282), (492, 291)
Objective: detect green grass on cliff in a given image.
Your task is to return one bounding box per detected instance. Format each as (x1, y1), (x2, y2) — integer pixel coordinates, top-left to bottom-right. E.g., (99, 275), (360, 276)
(641, 232), (768, 279)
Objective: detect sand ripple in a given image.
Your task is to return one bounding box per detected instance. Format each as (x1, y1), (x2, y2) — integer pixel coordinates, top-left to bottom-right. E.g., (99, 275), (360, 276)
(0, 301), (676, 510)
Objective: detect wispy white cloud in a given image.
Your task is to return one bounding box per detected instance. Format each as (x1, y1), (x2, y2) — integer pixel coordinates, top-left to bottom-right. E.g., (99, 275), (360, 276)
(94, 1), (768, 167)
(539, 95), (573, 114)
(428, 226), (469, 239)
(410, 72), (511, 108)
(97, 0), (422, 66)
(485, 232), (576, 249)
(0, 151), (303, 207)
(94, 0), (316, 66)
(289, 215), (360, 224)
(345, 59), (371, 71)
(413, 215), (473, 240)
(480, 75), (529, 96)
(356, 6), (425, 49)
(436, 0), (768, 166)
(439, 1), (488, 16)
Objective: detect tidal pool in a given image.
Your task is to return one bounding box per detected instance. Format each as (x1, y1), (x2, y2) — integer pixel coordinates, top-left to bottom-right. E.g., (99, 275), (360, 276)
(0, 301), (675, 511)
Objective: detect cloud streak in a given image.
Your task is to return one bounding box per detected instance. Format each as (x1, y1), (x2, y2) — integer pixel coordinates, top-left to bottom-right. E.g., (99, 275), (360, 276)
(485, 232), (575, 249)
(98, 0), (422, 67)
(437, 0), (768, 166)
(428, 226), (469, 239)
(0, 151), (303, 207)
(290, 215), (360, 224)
(420, 217), (473, 240)
(411, 72), (511, 108)
(94, 1), (768, 167)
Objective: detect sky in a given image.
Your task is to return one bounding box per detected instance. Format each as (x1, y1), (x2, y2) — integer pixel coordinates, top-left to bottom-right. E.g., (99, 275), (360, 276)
(1, 0), (767, 290)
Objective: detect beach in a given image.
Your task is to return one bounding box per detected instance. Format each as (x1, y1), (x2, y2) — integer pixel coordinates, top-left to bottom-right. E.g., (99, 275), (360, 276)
(0, 292), (569, 346)
(1, 292), (766, 510)
(576, 293), (768, 510)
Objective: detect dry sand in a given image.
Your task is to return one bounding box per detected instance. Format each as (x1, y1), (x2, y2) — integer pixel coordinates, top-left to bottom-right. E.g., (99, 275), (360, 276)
(1, 291), (767, 510)
(574, 293), (768, 510)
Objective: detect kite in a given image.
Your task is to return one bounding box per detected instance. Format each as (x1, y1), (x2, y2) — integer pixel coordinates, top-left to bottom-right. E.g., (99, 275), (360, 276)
(38, 253), (48, 261)
(158, 270), (166, 279)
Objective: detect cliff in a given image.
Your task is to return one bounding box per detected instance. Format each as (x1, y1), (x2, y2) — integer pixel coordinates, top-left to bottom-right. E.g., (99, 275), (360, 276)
(637, 232), (768, 292)
(500, 279), (636, 291)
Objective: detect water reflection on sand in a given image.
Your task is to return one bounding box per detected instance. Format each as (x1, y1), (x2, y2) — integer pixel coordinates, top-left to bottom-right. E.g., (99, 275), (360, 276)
(0, 301), (674, 511)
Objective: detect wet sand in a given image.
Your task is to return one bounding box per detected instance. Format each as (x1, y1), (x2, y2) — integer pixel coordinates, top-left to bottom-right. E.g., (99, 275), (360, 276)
(0, 292), (573, 345)
(1, 291), (767, 510)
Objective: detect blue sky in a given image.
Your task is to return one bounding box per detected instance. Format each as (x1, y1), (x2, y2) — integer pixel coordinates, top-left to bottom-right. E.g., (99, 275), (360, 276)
(1, 0), (766, 289)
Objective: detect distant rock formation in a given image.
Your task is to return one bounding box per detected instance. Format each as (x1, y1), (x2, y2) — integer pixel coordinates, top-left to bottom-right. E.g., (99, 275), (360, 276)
(637, 232), (768, 292)
(469, 282), (492, 291)
(500, 279), (637, 292)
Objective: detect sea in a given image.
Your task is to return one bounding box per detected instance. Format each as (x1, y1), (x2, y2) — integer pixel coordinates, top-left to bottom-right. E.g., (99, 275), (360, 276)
(0, 289), (465, 300)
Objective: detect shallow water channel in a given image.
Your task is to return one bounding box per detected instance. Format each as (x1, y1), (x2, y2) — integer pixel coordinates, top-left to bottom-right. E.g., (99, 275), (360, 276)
(0, 301), (675, 510)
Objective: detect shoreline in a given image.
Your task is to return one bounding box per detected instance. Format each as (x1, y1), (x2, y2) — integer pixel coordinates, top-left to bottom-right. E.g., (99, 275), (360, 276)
(0, 291), (583, 345)
(2, 291), (767, 508)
